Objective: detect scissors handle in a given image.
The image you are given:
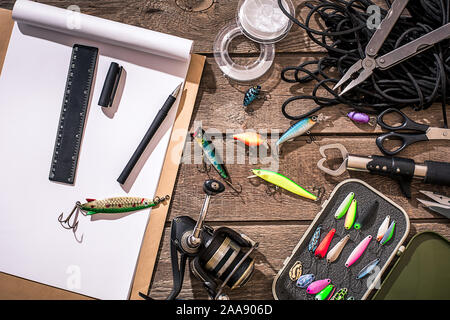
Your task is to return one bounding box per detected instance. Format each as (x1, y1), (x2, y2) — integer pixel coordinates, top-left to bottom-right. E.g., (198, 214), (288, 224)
(376, 131), (429, 155)
(377, 108), (430, 132)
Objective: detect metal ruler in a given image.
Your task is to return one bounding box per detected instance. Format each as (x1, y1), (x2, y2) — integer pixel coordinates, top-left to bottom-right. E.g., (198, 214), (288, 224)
(49, 44), (98, 185)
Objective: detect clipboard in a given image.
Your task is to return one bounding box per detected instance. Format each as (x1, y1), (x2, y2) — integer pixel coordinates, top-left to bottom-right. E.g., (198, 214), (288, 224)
(0, 8), (205, 300)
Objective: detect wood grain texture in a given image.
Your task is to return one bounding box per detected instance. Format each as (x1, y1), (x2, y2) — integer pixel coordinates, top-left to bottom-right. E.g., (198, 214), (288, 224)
(0, 0), (448, 300)
(188, 56), (447, 132)
(170, 137), (450, 222)
(0, 0), (328, 53)
(148, 222), (450, 300)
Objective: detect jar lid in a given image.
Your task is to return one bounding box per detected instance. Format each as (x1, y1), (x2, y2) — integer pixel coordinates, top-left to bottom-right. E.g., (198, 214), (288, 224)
(237, 0), (295, 44)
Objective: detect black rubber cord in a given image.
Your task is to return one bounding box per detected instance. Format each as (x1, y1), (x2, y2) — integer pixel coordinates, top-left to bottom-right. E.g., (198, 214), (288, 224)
(277, 0), (449, 127)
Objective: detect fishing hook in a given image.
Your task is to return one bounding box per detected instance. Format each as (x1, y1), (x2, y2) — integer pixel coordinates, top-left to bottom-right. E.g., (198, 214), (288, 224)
(58, 201), (84, 232)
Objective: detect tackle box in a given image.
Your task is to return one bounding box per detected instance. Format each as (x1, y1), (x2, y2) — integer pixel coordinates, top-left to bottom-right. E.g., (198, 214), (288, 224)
(272, 179), (411, 300)
(372, 231), (450, 300)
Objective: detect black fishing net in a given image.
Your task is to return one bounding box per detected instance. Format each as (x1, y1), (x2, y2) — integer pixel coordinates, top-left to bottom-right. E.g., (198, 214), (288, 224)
(278, 0), (450, 127)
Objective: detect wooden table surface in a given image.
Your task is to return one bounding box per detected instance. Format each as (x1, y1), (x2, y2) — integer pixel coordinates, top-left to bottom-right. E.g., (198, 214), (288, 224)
(1, 0), (449, 300)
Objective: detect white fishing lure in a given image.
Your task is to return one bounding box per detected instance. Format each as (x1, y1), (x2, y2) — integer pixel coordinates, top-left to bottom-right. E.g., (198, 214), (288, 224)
(377, 215), (391, 242)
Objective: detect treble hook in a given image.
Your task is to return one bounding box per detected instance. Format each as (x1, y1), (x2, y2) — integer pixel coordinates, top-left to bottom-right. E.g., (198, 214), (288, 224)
(305, 132), (318, 145)
(312, 186), (325, 203)
(58, 201), (84, 232)
(197, 162), (212, 175)
(223, 179), (243, 195)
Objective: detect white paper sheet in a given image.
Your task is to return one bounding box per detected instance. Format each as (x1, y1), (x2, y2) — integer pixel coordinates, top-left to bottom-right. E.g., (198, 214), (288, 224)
(0, 1), (192, 300)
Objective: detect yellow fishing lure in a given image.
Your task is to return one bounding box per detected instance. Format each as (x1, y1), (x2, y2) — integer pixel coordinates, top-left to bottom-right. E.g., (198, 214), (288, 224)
(249, 169), (318, 201)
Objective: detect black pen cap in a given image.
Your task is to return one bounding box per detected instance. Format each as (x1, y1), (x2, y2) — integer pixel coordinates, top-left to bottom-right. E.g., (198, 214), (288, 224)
(98, 62), (123, 107)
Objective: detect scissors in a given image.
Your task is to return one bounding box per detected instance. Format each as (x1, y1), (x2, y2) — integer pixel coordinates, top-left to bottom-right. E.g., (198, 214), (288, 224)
(333, 0), (450, 95)
(375, 108), (450, 155)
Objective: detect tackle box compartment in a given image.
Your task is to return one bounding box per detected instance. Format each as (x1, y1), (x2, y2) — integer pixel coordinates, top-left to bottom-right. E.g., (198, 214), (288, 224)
(272, 179), (410, 300)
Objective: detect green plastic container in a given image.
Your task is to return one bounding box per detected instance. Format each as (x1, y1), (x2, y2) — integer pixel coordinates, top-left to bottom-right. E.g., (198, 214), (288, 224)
(372, 231), (450, 300)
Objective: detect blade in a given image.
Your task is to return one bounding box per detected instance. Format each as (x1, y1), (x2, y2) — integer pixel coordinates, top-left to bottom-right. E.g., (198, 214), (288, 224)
(333, 60), (362, 90)
(419, 190), (450, 206)
(339, 67), (373, 96)
(417, 199), (450, 219)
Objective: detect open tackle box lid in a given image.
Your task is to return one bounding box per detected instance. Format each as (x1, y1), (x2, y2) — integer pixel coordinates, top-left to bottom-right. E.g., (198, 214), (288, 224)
(272, 179), (411, 300)
(372, 231), (450, 300)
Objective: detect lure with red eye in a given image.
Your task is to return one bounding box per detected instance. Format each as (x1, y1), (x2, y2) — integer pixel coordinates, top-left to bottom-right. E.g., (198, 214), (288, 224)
(314, 228), (336, 258)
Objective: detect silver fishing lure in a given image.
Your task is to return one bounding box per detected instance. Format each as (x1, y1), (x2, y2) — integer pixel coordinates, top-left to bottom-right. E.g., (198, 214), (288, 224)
(357, 258), (380, 279)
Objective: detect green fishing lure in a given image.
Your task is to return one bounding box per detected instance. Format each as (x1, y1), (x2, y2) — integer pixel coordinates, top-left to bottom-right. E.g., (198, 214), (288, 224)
(315, 284), (335, 300)
(193, 127), (228, 180)
(249, 169), (318, 201)
(334, 192), (354, 219)
(331, 288), (348, 300)
(58, 195), (170, 231)
(344, 199), (357, 230)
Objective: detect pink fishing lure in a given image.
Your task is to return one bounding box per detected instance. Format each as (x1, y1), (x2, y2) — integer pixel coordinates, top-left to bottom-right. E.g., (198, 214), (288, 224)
(306, 279), (331, 294)
(345, 235), (372, 268)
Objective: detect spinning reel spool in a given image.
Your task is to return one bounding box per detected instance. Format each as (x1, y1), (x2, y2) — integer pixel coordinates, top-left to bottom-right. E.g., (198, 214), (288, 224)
(140, 179), (258, 300)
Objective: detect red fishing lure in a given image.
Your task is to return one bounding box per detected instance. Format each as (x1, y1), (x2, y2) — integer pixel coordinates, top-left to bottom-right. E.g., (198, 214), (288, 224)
(314, 228), (336, 258)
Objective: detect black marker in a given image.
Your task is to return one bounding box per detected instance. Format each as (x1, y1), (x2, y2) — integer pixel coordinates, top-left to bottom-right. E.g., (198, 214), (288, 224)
(117, 83), (183, 185)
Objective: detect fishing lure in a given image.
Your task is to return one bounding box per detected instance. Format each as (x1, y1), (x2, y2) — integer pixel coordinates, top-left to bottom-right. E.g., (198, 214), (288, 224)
(243, 85), (261, 107)
(307, 279), (331, 294)
(380, 221), (396, 245)
(289, 261), (303, 281)
(377, 216), (391, 242)
(248, 169), (318, 201)
(58, 195), (169, 231)
(308, 226), (322, 252)
(344, 199), (357, 230)
(296, 274), (315, 288)
(275, 114), (325, 152)
(315, 284), (335, 300)
(331, 288), (348, 300)
(326, 234), (351, 263)
(345, 235), (372, 268)
(315, 228), (336, 258)
(193, 127), (241, 193)
(354, 200), (379, 230)
(233, 132), (267, 147)
(347, 111), (376, 125)
(347, 296), (355, 300)
(334, 192), (355, 219)
(357, 258), (380, 279)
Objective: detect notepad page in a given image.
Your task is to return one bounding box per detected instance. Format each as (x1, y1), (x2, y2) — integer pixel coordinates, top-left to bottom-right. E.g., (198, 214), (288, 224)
(0, 23), (190, 300)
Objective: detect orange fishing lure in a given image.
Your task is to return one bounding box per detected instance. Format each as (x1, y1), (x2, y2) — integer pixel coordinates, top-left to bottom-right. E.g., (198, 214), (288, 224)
(233, 132), (267, 147)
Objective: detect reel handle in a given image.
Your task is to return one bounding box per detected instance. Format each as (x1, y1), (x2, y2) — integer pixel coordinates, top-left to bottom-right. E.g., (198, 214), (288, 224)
(189, 180), (225, 248)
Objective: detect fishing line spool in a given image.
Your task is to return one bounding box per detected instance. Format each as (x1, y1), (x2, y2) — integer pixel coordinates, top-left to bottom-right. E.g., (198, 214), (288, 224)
(213, 0), (294, 82)
(140, 179), (258, 300)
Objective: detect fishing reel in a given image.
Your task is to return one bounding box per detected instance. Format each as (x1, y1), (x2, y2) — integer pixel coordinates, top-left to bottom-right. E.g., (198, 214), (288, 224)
(140, 179), (258, 300)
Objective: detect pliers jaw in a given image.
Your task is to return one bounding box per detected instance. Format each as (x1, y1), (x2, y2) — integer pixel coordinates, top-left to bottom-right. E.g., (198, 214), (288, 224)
(333, 57), (376, 96)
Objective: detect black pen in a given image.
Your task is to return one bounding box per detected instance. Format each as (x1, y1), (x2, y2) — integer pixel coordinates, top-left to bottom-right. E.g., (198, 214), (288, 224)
(117, 82), (183, 184)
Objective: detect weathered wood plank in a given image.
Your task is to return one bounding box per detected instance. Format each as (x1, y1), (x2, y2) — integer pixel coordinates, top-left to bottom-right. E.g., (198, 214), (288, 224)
(169, 137), (450, 222)
(189, 56), (448, 132)
(148, 221), (450, 300)
(0, 0), (328, 54)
